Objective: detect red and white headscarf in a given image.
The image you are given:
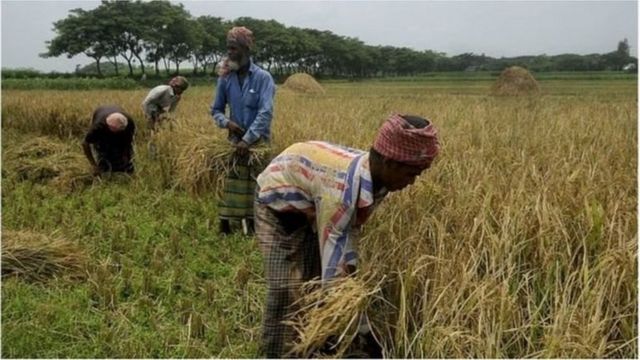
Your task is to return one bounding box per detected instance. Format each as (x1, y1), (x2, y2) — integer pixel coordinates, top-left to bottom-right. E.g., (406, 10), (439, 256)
(217, 26), (255, 77)
(372, 113), (440, 167)
(226, 26), (254, 49)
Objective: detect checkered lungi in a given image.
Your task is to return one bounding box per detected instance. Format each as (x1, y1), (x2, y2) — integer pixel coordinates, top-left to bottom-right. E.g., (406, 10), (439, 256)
(219, 149), (268, 222)
(254, 201), (321, 358)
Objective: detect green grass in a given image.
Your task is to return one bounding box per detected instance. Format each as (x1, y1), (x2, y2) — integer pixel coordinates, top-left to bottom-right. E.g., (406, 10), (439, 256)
(2, 154), (265, 357)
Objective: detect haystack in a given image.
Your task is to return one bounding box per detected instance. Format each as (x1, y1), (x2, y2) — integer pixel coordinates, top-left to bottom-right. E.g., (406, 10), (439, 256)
(2, 230), (88, 282)
(4, 136), (93, 191)
(282, 73), (325, 94)
(490, 66), (540, 96)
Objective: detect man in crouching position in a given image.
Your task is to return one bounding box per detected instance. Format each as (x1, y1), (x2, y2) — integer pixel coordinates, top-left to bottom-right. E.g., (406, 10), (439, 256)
(83, 105), (136, 176)
(254, 113), (440, 358)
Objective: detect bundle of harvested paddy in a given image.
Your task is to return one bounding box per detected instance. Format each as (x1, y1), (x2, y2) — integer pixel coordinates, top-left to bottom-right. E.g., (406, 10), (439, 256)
(490, 66), (540, 96)
(282, 73), (325, 94)
(154, 122), (270, 195)
(5, 136), (93, 191)
(285, 277), (383, 358)
(2, 230), (88, 282)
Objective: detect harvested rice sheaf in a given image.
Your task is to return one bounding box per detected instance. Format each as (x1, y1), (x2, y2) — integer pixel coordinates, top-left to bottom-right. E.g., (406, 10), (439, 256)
(282, 73), (325, 94)
(490, 66), (540, 96)
(1, 230), (88, 282)
(4, 136), (94, 191)
(154, 121), (270, 195)
(284, 277), (383, 358)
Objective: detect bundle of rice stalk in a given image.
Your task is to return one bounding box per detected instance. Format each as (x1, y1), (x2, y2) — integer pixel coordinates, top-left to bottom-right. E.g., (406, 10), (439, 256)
(174, 135), (270, 195)
(282, 73), (325, 94)
(6, 136), (93, 191)
(2, 230), (89, 282)
(284, 276), (383, 358)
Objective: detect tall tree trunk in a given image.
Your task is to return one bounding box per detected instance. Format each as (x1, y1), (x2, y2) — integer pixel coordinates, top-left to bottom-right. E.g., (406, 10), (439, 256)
(95, 58), (102, 77)
(154, 59), (160, 76)
(175, 60), (180, 74)
(113, 56), (119, 75)
(163, 57), (170, 75)
(133, 53), (146, 75)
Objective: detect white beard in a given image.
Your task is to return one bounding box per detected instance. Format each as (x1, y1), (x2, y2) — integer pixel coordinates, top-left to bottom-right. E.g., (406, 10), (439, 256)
(227, 60), (240, 71)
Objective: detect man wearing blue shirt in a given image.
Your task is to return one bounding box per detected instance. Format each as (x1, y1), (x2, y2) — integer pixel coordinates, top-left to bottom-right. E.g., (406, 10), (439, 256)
(211, 26), (276, 235)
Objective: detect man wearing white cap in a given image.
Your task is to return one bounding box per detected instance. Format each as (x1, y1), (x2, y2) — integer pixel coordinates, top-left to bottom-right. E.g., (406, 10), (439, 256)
(82, 105), (136, 175)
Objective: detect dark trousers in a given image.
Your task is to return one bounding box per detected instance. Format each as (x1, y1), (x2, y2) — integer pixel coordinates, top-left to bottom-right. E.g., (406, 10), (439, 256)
(98, 158), (134, 174)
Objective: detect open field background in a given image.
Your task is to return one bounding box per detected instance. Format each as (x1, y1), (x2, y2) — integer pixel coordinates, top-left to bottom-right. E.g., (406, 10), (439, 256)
(1, 76), (637, 358)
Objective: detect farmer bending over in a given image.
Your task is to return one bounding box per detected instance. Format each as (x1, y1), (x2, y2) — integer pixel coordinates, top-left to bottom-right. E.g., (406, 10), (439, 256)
(254, 113), (440, 358)
(211, 26), (276, 235)
(142, 76), (189, 131)
(83, 105), (136, 175)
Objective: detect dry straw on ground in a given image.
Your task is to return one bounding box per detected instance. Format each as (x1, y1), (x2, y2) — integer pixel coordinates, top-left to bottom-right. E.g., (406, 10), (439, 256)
(4, 136), (94, 191)
(282, 73), (325, 94)
(2, 230), (88, 282)
(490, 66), (540, 96)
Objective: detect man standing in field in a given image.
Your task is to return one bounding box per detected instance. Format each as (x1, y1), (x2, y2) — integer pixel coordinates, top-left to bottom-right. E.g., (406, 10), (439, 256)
(211, 26), (276, 235)
(82, 105), (136, 175)
(254, 114), (440, 358)
(142, 76), (189, 131)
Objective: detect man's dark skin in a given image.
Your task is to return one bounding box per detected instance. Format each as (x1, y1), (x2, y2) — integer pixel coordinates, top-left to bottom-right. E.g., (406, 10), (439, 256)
(225, 40), (252, 157)
(82, 141), (102, 176)
(370, 154), (428, 194)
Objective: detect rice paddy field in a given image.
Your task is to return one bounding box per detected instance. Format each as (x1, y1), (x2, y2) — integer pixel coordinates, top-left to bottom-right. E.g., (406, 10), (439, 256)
(1, 75), (637, 358)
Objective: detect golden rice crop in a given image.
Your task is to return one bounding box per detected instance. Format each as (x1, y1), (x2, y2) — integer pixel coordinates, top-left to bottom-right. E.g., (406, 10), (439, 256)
(284, 276), (383, 358)
(1, 80), (636, 358)
(154, 119), (270, 195)
(1, 89), (152, 139)
(2, 229), (89, 282)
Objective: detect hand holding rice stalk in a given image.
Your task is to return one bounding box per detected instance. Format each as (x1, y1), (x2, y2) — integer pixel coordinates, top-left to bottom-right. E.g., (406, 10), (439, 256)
(155, 121), (270, 195)
(283, 276), (385, 358)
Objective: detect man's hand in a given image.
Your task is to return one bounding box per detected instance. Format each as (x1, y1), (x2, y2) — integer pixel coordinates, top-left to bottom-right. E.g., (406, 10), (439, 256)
(227, 121), (245, 137)
(235, 140), (249, 157)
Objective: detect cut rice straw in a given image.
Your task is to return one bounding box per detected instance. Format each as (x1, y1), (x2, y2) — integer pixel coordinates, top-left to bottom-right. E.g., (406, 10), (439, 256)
(284, 276), (385, 358)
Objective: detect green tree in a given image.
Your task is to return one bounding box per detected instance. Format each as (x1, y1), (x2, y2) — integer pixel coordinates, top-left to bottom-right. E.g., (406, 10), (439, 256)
(96, 1), (149, 76)
(193, 16), (226, 75)
(42, 9), (109, 76)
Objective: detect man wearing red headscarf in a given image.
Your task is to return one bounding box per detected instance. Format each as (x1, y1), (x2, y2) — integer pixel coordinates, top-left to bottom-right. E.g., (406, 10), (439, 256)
(211, 26), (276, 235)
(254, 114), (440, 358)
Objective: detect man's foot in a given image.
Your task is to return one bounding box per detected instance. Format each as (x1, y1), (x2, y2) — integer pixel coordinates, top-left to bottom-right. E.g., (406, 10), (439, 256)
(219, 219), (231, 235)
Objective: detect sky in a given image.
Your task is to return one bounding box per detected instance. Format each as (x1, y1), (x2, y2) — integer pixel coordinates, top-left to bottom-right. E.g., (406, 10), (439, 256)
(1, 0), (638, 72)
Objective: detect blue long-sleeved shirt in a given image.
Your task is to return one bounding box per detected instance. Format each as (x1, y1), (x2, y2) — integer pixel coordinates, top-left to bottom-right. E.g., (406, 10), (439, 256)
(211, 60), (276, 145)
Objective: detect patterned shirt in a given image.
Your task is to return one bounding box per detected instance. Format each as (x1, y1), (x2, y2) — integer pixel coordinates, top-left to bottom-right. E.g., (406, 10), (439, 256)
(142, 85), (180, 119)
(256, 141), (387, 280)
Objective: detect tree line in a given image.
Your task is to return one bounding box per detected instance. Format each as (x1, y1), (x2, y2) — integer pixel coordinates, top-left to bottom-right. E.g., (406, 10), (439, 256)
(42, 0), (637, 78)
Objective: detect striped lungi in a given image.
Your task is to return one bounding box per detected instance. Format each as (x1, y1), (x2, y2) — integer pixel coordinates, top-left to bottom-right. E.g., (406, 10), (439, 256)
(218, 149), (267, 221)
(254, 201), (321, 358)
